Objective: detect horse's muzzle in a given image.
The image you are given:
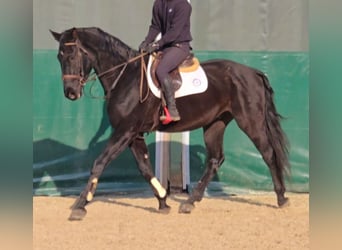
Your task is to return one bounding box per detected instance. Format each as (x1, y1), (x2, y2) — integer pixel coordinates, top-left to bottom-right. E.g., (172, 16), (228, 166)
(65, 87), (81, 100)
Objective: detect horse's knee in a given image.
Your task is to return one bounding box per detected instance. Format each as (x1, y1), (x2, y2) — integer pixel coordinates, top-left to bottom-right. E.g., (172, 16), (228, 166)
(90, 159), (105, 176)
(209, 158), (223, 173)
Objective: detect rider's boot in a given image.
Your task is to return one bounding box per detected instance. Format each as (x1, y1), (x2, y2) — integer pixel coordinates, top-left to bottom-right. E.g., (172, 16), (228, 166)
(160, 76), (181, 122)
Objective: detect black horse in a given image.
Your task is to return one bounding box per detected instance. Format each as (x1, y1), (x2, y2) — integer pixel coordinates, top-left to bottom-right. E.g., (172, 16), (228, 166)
(50, 27), (290, 220)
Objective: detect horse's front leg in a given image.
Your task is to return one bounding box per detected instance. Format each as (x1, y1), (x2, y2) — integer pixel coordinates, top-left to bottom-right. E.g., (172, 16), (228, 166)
(129, 135), (170, 213)
(69, 130), (135, 221)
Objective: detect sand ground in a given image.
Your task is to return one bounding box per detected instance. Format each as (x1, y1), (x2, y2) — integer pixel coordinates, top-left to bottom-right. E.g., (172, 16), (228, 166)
(33, 193), (309, 250)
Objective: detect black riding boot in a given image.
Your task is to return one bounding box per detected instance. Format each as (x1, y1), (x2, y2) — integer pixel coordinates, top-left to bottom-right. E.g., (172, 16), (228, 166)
(160, 76), (181, 122)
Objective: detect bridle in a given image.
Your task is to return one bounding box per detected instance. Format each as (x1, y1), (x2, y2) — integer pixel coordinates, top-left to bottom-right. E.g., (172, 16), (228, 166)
(62, 41), (88, 86)
(61, 39), (149, 102)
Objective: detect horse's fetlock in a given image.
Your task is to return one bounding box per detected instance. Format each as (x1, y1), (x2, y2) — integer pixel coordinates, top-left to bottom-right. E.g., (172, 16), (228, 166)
(191, 189), (203, 202)
(150, 177), (167, 198)
(86, 191), (93, 202)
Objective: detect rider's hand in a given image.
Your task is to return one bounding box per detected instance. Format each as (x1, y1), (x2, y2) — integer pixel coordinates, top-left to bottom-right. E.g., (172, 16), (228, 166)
(138, 41), (148, 52)
(146, 42), (160, 54)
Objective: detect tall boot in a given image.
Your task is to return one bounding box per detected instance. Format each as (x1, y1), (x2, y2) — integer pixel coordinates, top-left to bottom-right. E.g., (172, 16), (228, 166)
(160, 76), (181, 122)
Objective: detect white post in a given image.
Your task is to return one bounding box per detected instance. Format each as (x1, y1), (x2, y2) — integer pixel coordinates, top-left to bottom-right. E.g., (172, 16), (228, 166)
(182, 131), (190, 191)
(155, 131), (170, 189)
(155, 131), (190, 193)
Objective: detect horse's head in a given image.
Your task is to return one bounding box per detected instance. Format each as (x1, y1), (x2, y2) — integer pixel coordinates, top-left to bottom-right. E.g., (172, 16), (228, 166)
(50, 28), (93, 100)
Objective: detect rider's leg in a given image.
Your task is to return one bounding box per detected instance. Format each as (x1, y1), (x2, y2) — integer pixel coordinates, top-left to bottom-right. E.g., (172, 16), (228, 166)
(156, 45), (189, 121)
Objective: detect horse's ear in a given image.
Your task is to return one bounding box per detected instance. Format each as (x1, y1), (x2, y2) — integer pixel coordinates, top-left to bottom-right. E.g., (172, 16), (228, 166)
(50, 30), (61, 42)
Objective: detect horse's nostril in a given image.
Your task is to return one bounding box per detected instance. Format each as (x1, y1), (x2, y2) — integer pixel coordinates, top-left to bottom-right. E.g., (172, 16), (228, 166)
(65, 88), (78, 100)
(68, 93), (77, 100)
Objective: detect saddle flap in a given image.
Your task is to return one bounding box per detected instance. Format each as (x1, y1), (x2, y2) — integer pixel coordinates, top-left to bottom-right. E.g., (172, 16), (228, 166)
(150, 52), (199, 90)
(147, 54), (208, 99)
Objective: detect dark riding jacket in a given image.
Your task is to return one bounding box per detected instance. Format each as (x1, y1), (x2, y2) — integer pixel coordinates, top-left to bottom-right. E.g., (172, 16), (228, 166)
(143, 0), (192, 48)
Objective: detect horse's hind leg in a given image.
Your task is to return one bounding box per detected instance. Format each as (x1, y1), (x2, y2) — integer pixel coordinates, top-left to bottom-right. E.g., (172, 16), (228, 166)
(230, 71), (289, 207)
(252, 132), (288, 207)
(234, 115), (289, 207)
(129, 135), (170, 213)
(179, 118), (229, 213)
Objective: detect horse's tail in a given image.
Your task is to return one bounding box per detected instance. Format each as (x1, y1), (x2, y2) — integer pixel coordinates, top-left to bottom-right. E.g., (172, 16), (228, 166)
(258, 71), (291, 180)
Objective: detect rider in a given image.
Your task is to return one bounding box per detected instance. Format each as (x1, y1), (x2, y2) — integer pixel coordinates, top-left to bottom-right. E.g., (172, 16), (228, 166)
(139, 0), (192, 122)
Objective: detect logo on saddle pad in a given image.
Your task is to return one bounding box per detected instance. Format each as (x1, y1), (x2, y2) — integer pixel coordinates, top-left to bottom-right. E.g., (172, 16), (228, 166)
(147, 53), (208, 98)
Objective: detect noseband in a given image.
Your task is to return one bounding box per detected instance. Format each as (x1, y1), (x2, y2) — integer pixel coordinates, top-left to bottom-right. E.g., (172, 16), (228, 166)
(62, 41), (87, 86)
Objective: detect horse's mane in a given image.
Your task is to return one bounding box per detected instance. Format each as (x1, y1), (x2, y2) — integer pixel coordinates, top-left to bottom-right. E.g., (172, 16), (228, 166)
(76, 27), (139, 60)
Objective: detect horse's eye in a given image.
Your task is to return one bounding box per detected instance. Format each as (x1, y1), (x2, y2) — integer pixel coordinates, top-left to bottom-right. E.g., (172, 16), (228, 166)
(57, 51), (63, 60)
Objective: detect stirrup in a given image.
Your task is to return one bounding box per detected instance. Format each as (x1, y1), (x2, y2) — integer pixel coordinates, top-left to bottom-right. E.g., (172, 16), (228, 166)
(160, 107), (180, 125)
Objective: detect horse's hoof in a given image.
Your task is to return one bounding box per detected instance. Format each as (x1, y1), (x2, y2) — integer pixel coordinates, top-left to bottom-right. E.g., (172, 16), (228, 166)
(69, 208), (87, 221)
(70, 197), (88, 210)
(178, 202), (195, 214)
(158, 204), (171, 214)
(278, 197), (290, 208)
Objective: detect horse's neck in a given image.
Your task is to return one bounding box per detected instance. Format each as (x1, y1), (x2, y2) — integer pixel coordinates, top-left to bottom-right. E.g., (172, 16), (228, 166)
(93, 51), (126, 77)
(85, 37), (138, 94)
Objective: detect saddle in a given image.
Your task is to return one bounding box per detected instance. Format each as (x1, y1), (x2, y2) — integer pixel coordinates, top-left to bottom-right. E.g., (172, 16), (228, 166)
(150, 52), (200, 91)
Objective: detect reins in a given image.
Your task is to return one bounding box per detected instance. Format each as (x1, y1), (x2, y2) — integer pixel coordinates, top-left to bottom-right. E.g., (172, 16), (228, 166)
(139, 54), (149, 103)
(63, 40), (150, 102)
(85, 52), (149, 102)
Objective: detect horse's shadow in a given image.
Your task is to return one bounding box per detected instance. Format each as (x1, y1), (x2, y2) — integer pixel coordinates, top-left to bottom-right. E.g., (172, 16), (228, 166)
(92, 196), (160, 214)
(87, 102), (111, 148)
(213, 196), (278, 209)
(86, 192), (278, 215)
(169, 193), (278, 209)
